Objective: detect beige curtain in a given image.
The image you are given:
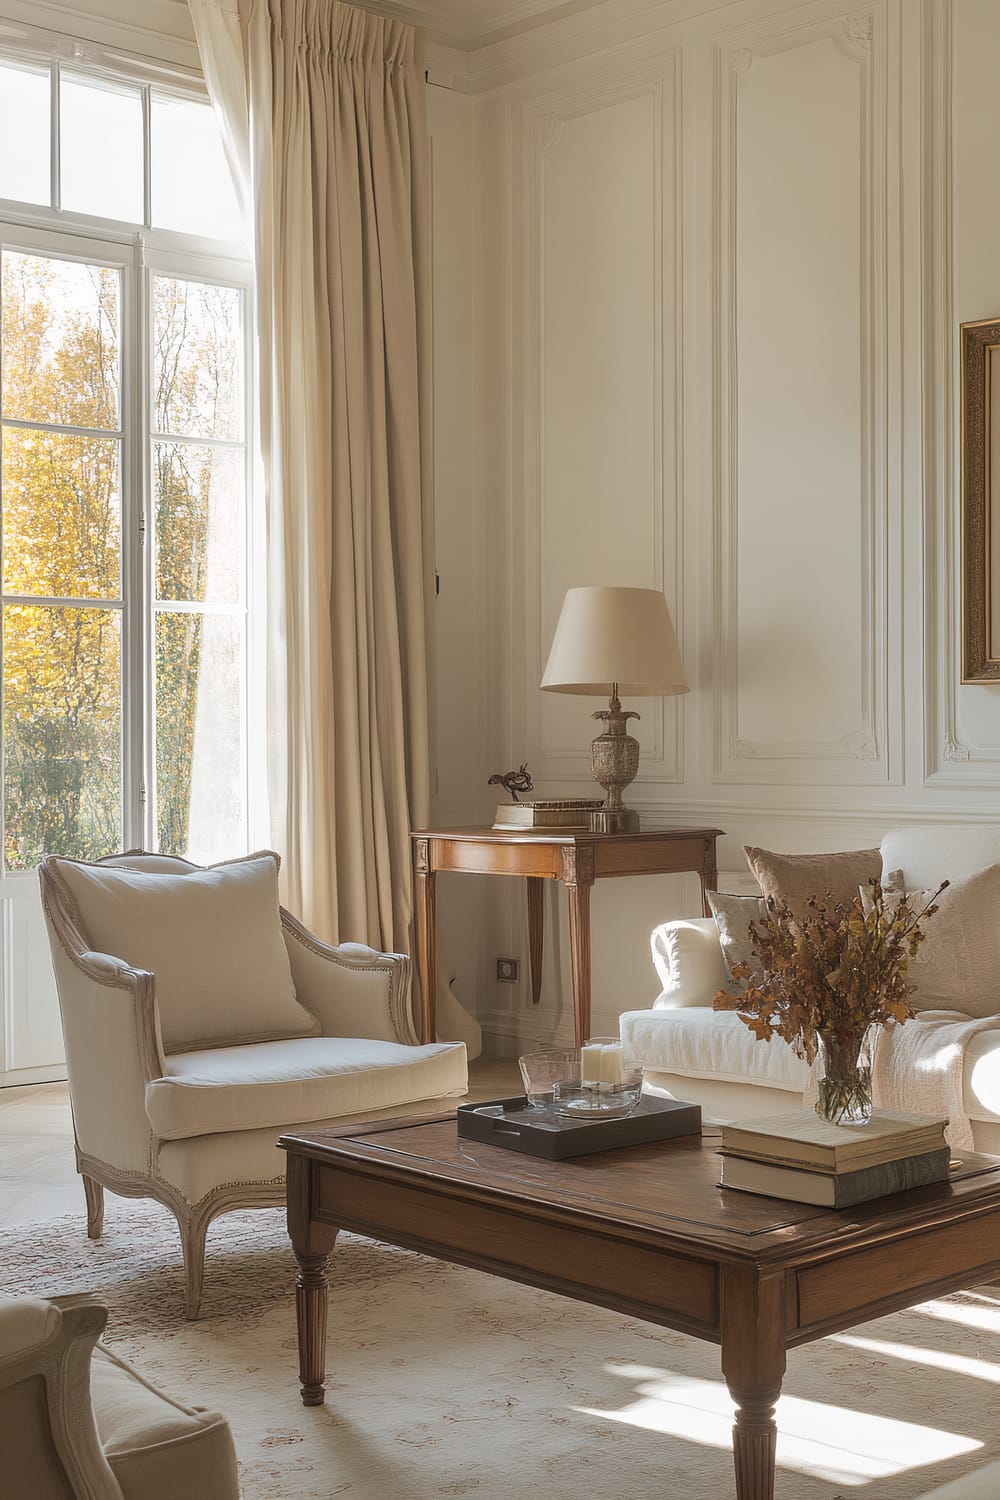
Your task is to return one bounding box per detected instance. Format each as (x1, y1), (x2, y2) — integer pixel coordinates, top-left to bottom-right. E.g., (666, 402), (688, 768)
(191, 0), (434, 953)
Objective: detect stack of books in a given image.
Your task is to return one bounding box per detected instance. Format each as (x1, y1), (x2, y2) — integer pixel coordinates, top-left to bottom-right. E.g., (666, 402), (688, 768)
(718, 1109), (952, 1208)
(492, 799), (604, 831)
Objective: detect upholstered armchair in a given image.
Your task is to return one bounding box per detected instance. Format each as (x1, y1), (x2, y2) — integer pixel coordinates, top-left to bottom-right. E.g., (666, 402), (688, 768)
(0, 1293), (239, 1498)
(40, 850), (468, 1318)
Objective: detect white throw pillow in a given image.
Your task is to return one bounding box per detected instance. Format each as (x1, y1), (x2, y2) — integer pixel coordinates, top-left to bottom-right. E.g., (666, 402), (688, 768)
(881, 865), (1000, 1019)
(47, 852), (319, 1053)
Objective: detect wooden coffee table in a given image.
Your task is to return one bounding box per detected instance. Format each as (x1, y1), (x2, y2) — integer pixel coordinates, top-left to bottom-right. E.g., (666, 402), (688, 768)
(280, 1115), (1000, 1500)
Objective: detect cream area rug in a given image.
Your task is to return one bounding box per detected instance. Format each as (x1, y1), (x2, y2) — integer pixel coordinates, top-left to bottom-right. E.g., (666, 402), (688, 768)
(4, 1200), (1000, 1500)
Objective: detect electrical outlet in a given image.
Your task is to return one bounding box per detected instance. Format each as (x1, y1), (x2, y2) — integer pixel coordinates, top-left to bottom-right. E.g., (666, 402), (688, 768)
(496, 956), (519, 983)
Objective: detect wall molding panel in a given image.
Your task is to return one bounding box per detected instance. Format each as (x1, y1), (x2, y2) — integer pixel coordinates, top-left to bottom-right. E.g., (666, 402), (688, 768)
(712, 4), (894, 786)
(427, 0), (1000, 1048)
(512, 52), (685, 789)
(923, 0), (1000, 785)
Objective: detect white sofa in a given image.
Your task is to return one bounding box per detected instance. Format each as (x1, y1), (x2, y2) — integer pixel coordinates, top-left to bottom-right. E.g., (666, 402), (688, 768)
(620, 826), (1000, 1152)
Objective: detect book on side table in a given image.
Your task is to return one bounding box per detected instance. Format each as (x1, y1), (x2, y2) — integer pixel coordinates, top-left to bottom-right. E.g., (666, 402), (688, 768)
(718, 1109), (952, 1207)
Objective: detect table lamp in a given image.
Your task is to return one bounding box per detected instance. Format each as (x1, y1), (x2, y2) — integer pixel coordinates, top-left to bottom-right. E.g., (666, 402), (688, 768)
(540, 586), (689, 834)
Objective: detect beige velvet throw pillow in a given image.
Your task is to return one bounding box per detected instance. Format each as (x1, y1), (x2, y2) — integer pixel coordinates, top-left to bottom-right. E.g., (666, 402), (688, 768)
(47, 852), (319, 1054)
(743, 845), (882, 922)
(880, 865), (1000, 1018)
(707, 890), (766, 992)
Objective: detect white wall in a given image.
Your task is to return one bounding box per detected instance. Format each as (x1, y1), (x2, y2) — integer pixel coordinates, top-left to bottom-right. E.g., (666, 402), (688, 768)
(19, 0), (1000, 1058)
(428, 0), (1000, 1051)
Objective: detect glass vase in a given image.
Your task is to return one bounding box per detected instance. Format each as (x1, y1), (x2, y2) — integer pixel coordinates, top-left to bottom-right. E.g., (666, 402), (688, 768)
(814, 1026), (876, 1127)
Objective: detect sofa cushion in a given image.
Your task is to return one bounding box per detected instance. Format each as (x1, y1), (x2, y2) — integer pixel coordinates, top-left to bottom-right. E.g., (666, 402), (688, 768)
(46, 852), (318, 1054)
(620, 1007), (812, 1092)
(882, 866), (1000, 1018)
(743, 845), (882, 921)
(881, 824), (1000, 889)
(145, 1035), (469, 1139)
(706, 891), (766, 989)
(651, 918), (730, 1007)
(91, 1343), (239, 1500)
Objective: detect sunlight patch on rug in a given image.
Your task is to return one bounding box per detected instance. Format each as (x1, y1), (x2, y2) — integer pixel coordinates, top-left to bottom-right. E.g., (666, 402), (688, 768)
(578, 1368), (981, 1488)
(831, 1333), (1000, 1384)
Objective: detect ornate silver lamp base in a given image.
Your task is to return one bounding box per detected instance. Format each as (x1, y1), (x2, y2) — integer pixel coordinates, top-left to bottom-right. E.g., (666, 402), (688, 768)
(589, 685), (641, 836)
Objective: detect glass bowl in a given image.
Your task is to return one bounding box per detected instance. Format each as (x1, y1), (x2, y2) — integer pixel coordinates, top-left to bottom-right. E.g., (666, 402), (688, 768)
(518, 1039), (643, 1120)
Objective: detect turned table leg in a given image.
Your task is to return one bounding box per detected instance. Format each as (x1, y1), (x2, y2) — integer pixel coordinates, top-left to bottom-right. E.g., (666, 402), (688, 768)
(287, 1154), (340, 1407)
(721, 1266), (786, 1500)
(295, 1247), (335, 1406)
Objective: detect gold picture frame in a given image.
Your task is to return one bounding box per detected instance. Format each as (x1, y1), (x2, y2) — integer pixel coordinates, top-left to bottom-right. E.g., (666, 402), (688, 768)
(961, 315), (1000, 681)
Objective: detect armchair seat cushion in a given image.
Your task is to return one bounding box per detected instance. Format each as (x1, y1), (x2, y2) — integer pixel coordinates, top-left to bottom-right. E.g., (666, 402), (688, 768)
(145, 1036), (468, 1140)
(620, 1006), (812, 1092)
(91, 1342), (238, 1499)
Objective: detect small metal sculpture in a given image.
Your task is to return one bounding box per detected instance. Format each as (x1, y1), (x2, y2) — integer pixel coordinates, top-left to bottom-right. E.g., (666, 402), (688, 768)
(487, 763), (534, 803)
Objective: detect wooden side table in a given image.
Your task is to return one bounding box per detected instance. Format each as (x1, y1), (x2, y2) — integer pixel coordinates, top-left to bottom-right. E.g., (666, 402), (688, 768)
(410, 825), (722, 1047)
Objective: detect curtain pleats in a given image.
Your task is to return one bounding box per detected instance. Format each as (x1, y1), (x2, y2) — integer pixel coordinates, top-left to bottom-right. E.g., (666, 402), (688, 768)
(193, 0), (433, 954)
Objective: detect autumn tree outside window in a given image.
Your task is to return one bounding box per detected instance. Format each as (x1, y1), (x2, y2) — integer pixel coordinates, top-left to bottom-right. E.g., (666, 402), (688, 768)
(0, 47), (257, 873)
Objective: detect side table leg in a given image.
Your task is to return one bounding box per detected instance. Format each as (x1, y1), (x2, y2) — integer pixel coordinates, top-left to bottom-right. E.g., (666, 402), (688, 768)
(563, 864), (593, 1045)
(527, 877), (544, 1005)
(413, 840), (437, 1045)
(702, 836), (719, 917)
(721, 1266), (786, 1500)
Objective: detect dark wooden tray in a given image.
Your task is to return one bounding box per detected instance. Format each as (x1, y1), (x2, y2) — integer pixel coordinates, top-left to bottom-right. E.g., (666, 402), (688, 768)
(456, 1094), (702, 1160)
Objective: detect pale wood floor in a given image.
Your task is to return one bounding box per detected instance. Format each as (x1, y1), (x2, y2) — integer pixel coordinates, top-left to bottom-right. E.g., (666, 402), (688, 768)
(0, 1057), (522, 1231)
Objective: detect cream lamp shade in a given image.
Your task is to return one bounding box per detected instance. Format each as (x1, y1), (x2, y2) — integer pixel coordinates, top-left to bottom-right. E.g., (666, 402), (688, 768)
(540, 586), (689, 696)
(540, 586), (688, 834)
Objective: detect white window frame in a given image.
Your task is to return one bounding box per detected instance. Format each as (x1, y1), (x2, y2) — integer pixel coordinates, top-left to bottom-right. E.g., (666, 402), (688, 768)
(0, 32), (263, 875)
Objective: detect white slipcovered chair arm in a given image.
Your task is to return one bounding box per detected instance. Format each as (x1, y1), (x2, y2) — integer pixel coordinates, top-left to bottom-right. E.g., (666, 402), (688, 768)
(649, 916), (730, 1008)
(281, 910), (418, 1045)
(0, 1295), (121, 1499)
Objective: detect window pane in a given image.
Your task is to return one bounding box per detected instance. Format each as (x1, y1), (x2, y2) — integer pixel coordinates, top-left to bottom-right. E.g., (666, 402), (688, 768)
(1, 251), (120, 429)
(3, 429), (120, 599)
(60, 73), (142, 224)
(154, 277), (242, 440)
(3, 604), (121, 870)
(155, 611), (244, 862)
(151, 95), (242, 241)
(0, 62), (50, 206)
(154, 443), (241, 604)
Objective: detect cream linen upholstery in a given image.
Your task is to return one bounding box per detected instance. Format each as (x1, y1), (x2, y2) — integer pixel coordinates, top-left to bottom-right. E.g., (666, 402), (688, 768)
(90, 1344), (238, 1499)
(621, 1008), (810, 1093)
(40, 850), (468, 1317)
(917, 1465), (1000, 1500)
(881, 825), (1000, 887)
(650, 918), (729, 1008)
(0, 1293), (238, 1499)
(45, 852), (317, 1053)
(625, 827), (1000, 1150)
(146, 1036), (468, 1140)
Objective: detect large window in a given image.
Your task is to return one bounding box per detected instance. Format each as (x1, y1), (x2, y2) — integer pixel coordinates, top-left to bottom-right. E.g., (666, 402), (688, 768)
(0, 51), (253, 871)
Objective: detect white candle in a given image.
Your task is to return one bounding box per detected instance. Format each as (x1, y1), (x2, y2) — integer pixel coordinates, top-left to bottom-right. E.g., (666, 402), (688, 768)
(601, 1043), (625, 1085)
(581, 1043), (604, 1084)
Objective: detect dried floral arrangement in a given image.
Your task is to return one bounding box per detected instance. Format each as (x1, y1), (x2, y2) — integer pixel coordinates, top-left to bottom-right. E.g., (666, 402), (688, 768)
(713, 880), (948, 1063)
